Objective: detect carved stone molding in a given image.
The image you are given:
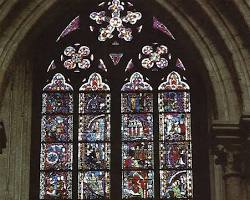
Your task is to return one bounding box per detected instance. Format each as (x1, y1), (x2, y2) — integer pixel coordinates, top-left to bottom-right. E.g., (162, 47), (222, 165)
(0, 120), (6, 154)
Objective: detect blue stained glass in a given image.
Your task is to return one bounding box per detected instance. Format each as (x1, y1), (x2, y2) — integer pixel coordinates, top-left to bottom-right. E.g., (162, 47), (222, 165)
(79, 93), (111, 113)
(78, 171), (110, 199)
(121, 93), (153, 113)
(160, 142), (192, 169)
(40, 143), (73, 170)
(122, 170), (154, 199)
(122, 114), (153, 141)
(121, 72), (152, 91)
(78, 143), (110, 170)
(41, 115), (73, 142)
(159, 113), (191, 141)
(78, 114), (110, 142)
(160, 170), (193, 198)
(40, 171), (72, 199)
(42, 93), (73, 114)
(123, 142), (153, 169)
(158, 92), (190, 113)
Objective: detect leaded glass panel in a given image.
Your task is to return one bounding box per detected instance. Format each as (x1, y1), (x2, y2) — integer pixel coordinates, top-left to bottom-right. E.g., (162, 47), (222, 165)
(78, 171), (110, 199)
(78, 143), (111, 170)
(40, 171), (72, 199)
(160, 170), (193, 199)
(122, 170), (154, 199)
(40, 143), (73, 170)
(41, 115), (73, 142)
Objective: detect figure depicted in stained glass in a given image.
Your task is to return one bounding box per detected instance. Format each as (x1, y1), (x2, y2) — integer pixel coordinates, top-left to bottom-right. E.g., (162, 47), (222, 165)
(160, 142), (192, 169)
(122, 114), (153, 141)
(121, 72), (152, 91)
(158, 92), (190, 112)
(121, 93), (153, 113)
(43, 73), (73, 91)
(90, 0), (142, 41)
(78, 171), (110, 199)
(159, 113), (191, 141)
(79, 114), (110, 142)
(78, 143), (110, 169)
(160, 170), (193, 199)
(41, 115), (73, 142)
(158, 71), (190, 90)
(40, 172), (72, 199)
(123, 171), (154, 198)
(40, 143), (73, 170)
(80, 73), (110, 91)
(79, 93), (111, 113)
(123, 142), (153, 169)
(42, 93), (73, 114)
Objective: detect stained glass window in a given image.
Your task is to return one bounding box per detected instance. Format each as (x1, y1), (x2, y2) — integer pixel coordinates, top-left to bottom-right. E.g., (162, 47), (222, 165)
(78, 73), (111, 199)
(36, 1), (197, 199)
(158, 71), (193, 199)
(40, 73), (73, 199)
(121, 72), (154, 198)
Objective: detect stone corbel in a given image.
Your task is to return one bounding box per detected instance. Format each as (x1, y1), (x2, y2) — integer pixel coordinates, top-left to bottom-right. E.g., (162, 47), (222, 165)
(0, 120), (7, 154)
(211, 121), (243, 176)
(214, 144), (242, 177)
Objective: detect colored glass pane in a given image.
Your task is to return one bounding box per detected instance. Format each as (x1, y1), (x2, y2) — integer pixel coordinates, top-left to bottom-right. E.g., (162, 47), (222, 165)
(79, 93), (111, 114)
(42, 93), (73, 114)
(78, 143), (110, 170)
(123, 142), (153, 169)
(78, 171), (110, 199)
(160, 170), (193, 198)
(160, 142), (192, 169)
(41, 115), (73, 142)
(158, 71), (190, 91)
(122, 114), (153, 141)
(40, 143), (73, 170)
(89, 1), (142, 42)
(79, 73), (110, 91)
(78, 114), (110, 142)
(158, 92), (190, 113)
(40, 171), (72, 199)
(122, 170), (154, 198)
(121, 72), (152, 91)
(43, 73), (73, 91)
(159, 113), (191, 141)
(121, 93), (153, 113)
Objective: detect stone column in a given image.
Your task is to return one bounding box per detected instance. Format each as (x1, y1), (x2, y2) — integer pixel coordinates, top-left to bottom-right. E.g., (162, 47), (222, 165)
(215, 145), (242, 200)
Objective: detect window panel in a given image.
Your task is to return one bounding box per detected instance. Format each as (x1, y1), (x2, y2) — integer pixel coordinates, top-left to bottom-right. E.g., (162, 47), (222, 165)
(122, 170), (154, 199)
(40, 143), (73, 170)
(121, 93), (153, 113)
(78, 114), (111, 142)
(121, 114), (153, 141)
(160, 170), (193, 199)
(159, 113), (191, 141)
(78, 171), (110, 199)
(122, 141), (154, 169)
(40, 171), (72, 199)
(158, 92), (190, 113)
(42, 93), (73, 114)
(159, 142), (192, 169)
(78, 143), (111, 170)
(79, 93), (111, 114)
(41, 115), (73, 142)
